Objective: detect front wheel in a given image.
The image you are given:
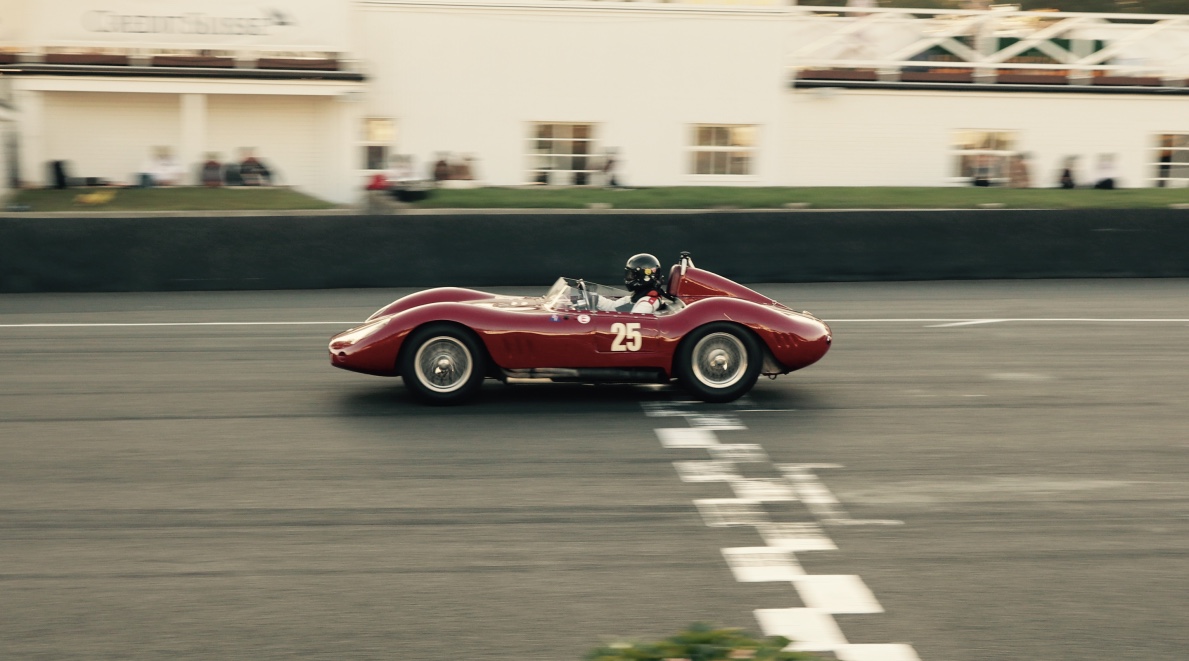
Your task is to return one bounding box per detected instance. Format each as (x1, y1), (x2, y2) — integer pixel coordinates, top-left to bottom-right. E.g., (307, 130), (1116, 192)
(675, 323), (761, 403)
(399, 324), (487, 404)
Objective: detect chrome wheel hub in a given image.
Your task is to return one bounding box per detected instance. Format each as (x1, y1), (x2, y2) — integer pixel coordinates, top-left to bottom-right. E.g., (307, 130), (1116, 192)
(414, 337), (473, 393)
(691, 332), (747, 389)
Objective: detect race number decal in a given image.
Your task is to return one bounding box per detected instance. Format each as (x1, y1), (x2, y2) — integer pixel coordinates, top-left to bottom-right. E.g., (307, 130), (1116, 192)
(610, 322), (643, 352)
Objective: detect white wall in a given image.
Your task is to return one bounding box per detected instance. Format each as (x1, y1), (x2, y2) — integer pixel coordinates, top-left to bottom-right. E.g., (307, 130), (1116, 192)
(43, 92), (181, 185)
(356, 3), (1189, 189)
(206, 94), (329, 192)
(356, 4), (791, 186)
(782, 88), (1189, 188)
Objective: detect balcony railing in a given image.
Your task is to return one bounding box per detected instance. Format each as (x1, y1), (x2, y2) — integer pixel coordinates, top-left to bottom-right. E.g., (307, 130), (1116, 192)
(787, 5), (1189, 86)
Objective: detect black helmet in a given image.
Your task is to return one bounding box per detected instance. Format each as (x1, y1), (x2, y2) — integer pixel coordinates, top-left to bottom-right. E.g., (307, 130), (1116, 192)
(624, 253), (664, 293)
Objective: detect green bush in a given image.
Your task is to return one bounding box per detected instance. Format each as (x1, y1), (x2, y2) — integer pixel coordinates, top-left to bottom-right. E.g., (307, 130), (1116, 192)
(585, 623), (821, 661)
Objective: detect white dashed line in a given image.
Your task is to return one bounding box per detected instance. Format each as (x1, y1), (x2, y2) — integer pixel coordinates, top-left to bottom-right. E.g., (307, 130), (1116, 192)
(758, 522), (839, 552)
(754, 608), (849, 652)
(655, 428), (719, 448)
(694, 499), (767, 527)
(722, 547), (805, 582)
(730, 478), (798, 502)
(648, 401), (917, 658)
(673, 460), (738, 483)
(836, 644), (924, 661)
(792, 575), (884, 614)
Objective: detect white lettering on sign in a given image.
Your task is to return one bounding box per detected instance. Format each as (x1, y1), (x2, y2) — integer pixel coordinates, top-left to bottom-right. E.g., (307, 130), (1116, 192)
(610, 322), (642, 352)
(30, 1), (349, 51)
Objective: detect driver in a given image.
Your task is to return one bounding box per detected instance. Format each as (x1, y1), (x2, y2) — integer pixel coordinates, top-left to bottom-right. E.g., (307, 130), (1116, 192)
(595, 253), (673, 314)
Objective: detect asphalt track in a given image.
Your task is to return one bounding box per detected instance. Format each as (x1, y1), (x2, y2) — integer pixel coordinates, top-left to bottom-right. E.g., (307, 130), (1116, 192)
(2, 280), (1187, 660)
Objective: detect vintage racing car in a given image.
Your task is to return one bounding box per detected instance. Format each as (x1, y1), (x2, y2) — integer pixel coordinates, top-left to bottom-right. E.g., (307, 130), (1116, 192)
(329, 253), (831, 404)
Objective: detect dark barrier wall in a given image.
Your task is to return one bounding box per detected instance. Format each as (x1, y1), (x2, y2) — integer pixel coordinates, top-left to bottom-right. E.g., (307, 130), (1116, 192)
(2, 209), (1188, 293)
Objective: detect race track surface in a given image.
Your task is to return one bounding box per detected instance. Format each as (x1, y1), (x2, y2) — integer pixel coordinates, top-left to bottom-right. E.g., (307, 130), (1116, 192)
(2, 280), (1187, 660)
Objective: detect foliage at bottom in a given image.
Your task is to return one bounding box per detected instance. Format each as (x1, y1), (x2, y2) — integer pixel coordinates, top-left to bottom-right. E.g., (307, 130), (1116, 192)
(585, 623), (821, 661)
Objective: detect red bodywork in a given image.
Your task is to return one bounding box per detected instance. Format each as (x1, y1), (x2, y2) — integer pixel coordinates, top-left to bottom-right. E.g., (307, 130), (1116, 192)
(329, 266), (831, 380)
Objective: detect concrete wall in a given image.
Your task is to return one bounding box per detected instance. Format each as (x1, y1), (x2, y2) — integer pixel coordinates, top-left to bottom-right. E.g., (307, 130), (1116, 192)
(2, 209), (1188, 293)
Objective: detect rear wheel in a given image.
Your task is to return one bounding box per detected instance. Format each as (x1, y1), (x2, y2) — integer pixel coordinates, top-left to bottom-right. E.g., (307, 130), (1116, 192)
(399, 324), (487, 404)
(675, 323), (761, 403)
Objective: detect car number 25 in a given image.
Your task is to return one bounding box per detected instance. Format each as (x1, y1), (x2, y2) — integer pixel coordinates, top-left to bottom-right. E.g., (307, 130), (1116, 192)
(610, 322), (642, 352)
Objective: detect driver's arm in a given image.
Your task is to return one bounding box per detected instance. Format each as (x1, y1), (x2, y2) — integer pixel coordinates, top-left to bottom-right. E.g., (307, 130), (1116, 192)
(595, 295), (625, 312)
(630, 292), (661, 314)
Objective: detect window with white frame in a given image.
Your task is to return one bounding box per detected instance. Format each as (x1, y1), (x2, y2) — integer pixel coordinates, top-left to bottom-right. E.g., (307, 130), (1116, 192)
(528, 123), (598, 185)
(690, 125), (756, 176)
(951, 130), (1017, 185)
(361, 117), (395, 171)
(1153, 133), (1189, 188)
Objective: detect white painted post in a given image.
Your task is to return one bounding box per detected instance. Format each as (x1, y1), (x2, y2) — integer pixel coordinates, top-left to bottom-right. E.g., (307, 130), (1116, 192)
(179, 93), (207, 186)
(13, 86), (43, 187)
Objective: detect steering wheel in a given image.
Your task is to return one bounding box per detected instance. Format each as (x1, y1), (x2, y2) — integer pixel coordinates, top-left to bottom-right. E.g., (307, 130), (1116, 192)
(575, 279), (593, 311)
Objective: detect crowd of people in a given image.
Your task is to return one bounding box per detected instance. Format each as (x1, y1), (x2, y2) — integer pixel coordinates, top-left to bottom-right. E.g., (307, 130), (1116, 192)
(139, 147), (273, 188)
(965, 152), (1125, 189)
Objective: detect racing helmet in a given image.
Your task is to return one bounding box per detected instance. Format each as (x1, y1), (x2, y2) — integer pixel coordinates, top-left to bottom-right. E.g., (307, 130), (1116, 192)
(623, 253), (664, 294)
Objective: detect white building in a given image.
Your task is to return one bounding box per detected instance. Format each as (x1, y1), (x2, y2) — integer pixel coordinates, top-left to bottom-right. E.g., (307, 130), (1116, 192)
(2, 1), (1189, 203)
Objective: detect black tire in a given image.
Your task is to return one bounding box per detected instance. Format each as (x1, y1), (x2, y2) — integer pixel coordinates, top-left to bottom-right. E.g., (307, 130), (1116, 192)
(399, 324), (487, 404)
(675, 322), (762, 403)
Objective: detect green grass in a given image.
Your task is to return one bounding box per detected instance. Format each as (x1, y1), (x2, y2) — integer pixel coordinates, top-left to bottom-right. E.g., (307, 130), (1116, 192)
(9, 185), (1189, 212)
(417, 186), (1189, 210)
(9, 187), (338, 212)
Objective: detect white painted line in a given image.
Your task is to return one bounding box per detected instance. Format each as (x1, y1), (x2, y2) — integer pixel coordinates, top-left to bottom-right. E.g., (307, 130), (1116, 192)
(0, 321), (361, 328)
(730, 478), (798, 502)
(688, 414), (747, 430)
(780, 463), (844, 470)
(792, 575), (884, 614)
(829, 317), (1189, 324)
(722, 547), (805, 582)
(694, 499), (767, 527)
(836, 644), (923, 661)
(758, 522), (837, 551)
(673, 460), (738, 483)
(829, 518), (906, 526)
(9, 318), (1189, 330)
(655, 428), (719, 448)
(754, 608), (848, 652)
(707, 443), (769, 463)
(640, 402), (694, 418)
(926, 319), (1006, 328)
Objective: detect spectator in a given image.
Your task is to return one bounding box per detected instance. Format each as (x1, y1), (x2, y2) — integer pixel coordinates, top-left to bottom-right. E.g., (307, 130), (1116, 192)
(1007, 152), (1031, 188)
(602, 149), (621, 188)
(1059, 156), (1078, 189)
(239, 148), (272, 186)
(143, 146), (183, 186)
(1157, 135), (1173, 187)
(431, 153), (450, 183)
(1093, 153), (1118, 190)
(200, 153), (223, 187)
(971, 153), (995, 187)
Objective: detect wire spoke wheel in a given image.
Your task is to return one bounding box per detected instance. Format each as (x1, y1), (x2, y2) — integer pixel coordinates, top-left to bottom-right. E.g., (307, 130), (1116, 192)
(676, 323), (761, 403)
(691, 332), (748, 389)
(413, 336), (473, 393)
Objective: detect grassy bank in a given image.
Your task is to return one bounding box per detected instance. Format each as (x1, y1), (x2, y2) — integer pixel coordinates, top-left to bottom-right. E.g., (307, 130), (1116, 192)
(8, 187), (338, 212)
(8, 185), (1189, 212)
(418, 186), (1189, 210)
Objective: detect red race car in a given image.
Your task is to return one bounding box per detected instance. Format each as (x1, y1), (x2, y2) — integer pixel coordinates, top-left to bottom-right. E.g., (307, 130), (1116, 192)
(329, 253), (831, 404)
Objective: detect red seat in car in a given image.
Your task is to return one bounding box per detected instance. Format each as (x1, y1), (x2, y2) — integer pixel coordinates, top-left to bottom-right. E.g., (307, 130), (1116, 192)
(667, 264), (684, 298)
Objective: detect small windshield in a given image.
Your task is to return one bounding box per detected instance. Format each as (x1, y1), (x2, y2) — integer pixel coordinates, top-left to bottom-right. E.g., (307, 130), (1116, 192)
(544, 277), (630, 312)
